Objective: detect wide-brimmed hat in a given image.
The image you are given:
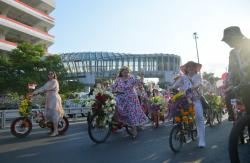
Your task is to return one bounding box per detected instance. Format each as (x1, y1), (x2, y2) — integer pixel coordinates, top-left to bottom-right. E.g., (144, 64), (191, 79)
(222, 26), (245, 42)
(180, 61), (202, 74)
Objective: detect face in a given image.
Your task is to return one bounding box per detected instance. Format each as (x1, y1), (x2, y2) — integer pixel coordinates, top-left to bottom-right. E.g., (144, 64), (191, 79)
(121, 68), (129, 77)
(224, 36), (241, 48)
(186, 65), (196, 74)
(48, 71), (54, 79)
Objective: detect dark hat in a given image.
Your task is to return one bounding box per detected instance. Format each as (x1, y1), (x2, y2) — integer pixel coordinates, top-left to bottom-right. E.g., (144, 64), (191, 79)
(222, 26), (245, 41)
(180, 61), (202, 74)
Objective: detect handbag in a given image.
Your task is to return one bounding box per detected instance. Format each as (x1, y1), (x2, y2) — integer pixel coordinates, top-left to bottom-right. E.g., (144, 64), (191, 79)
(187, 76), (209, 110)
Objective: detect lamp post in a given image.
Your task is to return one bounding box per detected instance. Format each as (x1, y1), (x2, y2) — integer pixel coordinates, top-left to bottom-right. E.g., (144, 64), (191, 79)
(193, 32), (200, 63)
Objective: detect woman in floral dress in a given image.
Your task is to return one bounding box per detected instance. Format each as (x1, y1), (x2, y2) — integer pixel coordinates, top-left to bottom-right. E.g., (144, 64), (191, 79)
(112, 66), (148, 138)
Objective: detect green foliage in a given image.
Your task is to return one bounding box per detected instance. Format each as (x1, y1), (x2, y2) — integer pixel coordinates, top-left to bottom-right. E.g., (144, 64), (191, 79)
(202, 72), (220, 85)
(0, 42), (85, 96)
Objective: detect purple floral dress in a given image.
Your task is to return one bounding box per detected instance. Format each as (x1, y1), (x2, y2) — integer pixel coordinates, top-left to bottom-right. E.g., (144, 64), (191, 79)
(112, 75), (148, 126)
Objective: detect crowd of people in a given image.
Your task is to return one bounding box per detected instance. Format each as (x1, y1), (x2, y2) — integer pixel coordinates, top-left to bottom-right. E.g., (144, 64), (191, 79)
(29, 26), (250, 153)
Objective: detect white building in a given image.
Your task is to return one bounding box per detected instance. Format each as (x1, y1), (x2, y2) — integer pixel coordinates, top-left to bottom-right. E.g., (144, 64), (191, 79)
(0, 0), (55, 53)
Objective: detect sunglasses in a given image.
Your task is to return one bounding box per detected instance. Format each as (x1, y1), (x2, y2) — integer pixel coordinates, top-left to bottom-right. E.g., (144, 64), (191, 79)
(48, 73), (54, 75)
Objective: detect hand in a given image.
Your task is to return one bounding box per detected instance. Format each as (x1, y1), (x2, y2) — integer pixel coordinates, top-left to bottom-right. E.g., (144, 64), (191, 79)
(140, 72), (144, 77)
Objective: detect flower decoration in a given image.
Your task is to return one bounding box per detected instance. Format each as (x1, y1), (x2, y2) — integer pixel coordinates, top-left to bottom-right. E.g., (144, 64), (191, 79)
(18, 98), (31, 117)
(82, 87), (116, 123)
(150, 96), (167, 115)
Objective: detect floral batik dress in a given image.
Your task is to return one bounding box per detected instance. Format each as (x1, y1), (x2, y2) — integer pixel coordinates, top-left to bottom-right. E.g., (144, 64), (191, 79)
(112, 75), (148, 126)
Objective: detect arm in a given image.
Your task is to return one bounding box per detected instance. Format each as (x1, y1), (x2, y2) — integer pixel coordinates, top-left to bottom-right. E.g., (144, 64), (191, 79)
(191, 74), (202, 90)
(111, 78), (123, 93)
(33, 80), (56, 95)
(172, 76), (183, 89)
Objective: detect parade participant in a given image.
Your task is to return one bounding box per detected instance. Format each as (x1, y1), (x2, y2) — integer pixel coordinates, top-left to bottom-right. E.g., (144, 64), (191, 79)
(173, 61), (206, 148)
(32, 71), (64, 137)
(111, 66), (148, 138)
(222, 26), (250, 117)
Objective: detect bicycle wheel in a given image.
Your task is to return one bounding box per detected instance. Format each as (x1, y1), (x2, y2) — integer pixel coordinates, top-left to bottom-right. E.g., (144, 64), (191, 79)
(207, 108), (215, 127)
(169, 125), (184, 153)
(88, 112), (112, 144)
(10, 117), (32, 138)
(190, 122), (197, 141)
(58, 116), (69, 135)
(229, 115), (250, 163)
(216, 110), (223, 124)
(124, 125), (134, 136)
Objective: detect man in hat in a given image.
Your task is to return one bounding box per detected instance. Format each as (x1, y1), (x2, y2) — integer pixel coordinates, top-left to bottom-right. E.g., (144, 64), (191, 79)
(222, 26), (250, 119)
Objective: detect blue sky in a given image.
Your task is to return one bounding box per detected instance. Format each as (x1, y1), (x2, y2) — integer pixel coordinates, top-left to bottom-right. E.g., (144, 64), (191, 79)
(49, 0), (250, 77)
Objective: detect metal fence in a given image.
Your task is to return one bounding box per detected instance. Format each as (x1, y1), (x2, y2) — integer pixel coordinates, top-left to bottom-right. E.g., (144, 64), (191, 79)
(0, 107), (90, 129)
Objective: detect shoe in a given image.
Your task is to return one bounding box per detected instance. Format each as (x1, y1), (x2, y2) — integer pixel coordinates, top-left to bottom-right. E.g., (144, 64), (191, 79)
(198, 143), (206, 148)
(50, 132), (58, 137)
(228, 116), (234, 121)
(131, 127), (138, 139)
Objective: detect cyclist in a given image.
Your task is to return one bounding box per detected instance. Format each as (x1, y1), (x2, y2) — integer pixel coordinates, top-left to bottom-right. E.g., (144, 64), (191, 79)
(222, 26), (250, 117)
(111, 66), (148, 138)
(172, 61), (206, 148)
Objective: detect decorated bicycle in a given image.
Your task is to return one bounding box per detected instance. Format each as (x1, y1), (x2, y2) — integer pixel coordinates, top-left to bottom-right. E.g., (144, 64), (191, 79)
(149, 95), (167, 128)
(10, 83), (69, 138)
(85, 86), (134, 144)
(168, 90), (197, 153)
(204, 93), (223, 126)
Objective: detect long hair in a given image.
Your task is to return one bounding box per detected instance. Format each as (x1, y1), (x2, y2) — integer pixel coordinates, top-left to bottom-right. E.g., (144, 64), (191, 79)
(117, 66), (130, 77)
(48, 71), (58, 80)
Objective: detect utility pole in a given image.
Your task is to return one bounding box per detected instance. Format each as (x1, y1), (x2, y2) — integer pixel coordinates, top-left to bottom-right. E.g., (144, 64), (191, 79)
(193, 32), (200, 63)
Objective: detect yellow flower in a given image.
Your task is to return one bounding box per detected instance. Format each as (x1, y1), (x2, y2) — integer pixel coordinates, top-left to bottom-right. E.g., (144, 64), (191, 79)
(172, 92), (184, 102)
(18, 98), (31, 117)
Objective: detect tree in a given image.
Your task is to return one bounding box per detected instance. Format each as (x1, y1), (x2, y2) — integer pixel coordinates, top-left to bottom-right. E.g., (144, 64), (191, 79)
(0, 42), (84, 95)
(202, 72), (220, 85)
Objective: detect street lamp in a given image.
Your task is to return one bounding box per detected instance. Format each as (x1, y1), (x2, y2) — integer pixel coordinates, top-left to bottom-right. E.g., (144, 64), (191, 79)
(193, 32), (200, 63)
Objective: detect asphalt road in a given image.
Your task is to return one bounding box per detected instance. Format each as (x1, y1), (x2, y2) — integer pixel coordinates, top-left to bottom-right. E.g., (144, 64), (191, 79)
(0, 117), (239, 163)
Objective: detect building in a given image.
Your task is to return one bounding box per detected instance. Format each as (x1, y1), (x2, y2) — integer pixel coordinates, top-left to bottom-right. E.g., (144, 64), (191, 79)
(0, 0), (55, 53)
(61, 52), (181, 86)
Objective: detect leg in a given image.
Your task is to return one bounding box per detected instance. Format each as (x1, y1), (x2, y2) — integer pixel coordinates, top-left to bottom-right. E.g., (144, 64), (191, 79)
(193, 100), (206, 147)
(225, 91), (234, 121)
(132, 126), (138, 138)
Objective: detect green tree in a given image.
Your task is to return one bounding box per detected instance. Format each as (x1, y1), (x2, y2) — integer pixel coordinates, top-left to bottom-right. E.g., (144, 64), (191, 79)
(0, 42), (84, 95)
(202, 72), (220, 85)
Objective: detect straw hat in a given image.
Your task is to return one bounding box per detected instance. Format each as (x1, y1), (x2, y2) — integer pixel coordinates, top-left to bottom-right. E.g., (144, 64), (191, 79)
(180, 61), (202, 74)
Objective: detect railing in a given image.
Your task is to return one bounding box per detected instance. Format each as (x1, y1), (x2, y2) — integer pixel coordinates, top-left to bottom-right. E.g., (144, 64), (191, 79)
(0, 107), (90, 129)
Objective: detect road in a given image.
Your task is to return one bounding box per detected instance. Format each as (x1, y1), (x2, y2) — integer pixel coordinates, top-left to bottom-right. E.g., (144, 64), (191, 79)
(0, 117), (234, 163)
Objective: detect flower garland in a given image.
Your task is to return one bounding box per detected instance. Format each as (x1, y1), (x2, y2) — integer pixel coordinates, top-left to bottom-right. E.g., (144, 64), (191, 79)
(150, 96), (167, 116)
(18, 98), (31, 117)
(172, 91), (185, 102)
(82, 87), (116, 123)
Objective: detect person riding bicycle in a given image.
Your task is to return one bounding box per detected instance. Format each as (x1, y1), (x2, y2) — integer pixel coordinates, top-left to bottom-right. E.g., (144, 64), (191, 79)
(32, 71), (64, 137)
(172, 61), (206, 148)
(111, 66), (148, 138)
(222, 26), (250, 116)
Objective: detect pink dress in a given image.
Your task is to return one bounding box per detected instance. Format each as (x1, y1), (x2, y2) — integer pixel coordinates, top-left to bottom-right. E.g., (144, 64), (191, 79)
(34, 79), (64, 123)
(112, 75), (148, 126)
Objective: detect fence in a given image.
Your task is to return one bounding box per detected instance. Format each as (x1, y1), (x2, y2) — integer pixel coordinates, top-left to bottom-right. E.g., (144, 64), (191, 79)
(0, 107), (90, 129)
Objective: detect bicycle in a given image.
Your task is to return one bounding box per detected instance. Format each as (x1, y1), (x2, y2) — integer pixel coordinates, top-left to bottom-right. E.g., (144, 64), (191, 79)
(169, 92), (197, 153)
(204, 94), (223, 127)
(228, 85), (250, 163)
(229, 114), (250, 163)
(87, 92), (134, 144)
(10, 83), (69, 138)
(11, 109), (69, 138)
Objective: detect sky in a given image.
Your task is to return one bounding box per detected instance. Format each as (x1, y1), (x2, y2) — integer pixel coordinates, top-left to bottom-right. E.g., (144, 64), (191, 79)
(49, 0), (250, 77)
